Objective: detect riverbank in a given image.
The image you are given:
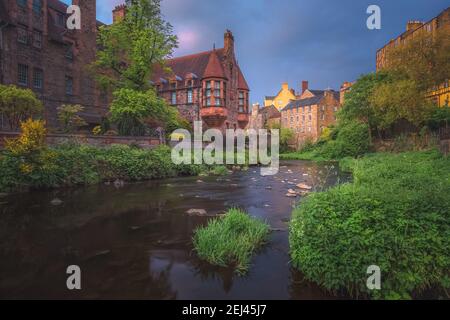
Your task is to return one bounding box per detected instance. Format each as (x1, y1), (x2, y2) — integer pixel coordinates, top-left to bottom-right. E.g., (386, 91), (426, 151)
(0, 144), (210, 193)
(289, 150), (450, 299)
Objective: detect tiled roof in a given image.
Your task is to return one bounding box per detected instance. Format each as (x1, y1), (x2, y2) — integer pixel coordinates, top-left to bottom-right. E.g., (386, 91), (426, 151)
(237, 65), (249, 90)
(152, 48), (250, 89)
(260, 105), (281, 119)
(153, 48), (225, 82)
(203, 49), (226, 79)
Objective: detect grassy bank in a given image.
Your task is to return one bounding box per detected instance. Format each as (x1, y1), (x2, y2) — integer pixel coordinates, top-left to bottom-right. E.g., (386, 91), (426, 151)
(193, 208), (270, 274)
(289, 150), (450, 299)
(0, 144), (209, 192)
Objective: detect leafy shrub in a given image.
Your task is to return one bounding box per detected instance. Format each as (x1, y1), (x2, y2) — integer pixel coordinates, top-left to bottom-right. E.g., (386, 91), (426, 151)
(290, 150), (450, 299)
(0, 143), (205, 192)
(57, 104), (87, 133)
(193, 208), (270, 274)
(0, 84), (43, 130)
(280, 128), (295, 153)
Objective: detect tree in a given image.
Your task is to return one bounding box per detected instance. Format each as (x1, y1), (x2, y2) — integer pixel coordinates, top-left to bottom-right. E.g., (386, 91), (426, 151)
(383, 26), (450, 93)
(93, 0), (178, 91)
(57, 104), (88, 133)
(339, 72), (390, 140)
(0, 85), (43, 130)
(110, 88), (169, 136)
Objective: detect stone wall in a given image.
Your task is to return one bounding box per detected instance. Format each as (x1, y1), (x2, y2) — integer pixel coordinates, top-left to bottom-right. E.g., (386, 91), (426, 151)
(0, 132), (161, 149)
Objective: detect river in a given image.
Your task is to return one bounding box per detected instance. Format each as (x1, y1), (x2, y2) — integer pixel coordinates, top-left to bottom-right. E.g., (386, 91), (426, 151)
(0, 160), (349, 299)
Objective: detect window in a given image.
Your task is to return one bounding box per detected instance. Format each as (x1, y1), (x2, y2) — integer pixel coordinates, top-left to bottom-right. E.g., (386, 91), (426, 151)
(65, 45), (73, 60)
(17, 27), (27, 44)
(321, 105), (325, 111)
(18, 64), (28, 86)
(206, 98), (211, 106)
(32, 0), (42, 15)
(239, 91), (245, 112)
(33, 68), (43, 89)
(214, 81), (220, 98)
(65, 76), (73, 95)
(171, 82), (176, 90)
(171, 91), (176, 105)
(206, 81), (211, 89)
(321, 114), (325, 120)
(308, 115), (312, 121)
(17, 0), (27, 7)
(187, 89), (193, 104)
(56, 13), (65, 27)
(33, 30), (42, 48)
(215, 98), (221, 106)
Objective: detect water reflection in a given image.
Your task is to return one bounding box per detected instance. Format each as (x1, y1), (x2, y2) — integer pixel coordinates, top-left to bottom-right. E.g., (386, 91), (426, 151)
(0, 160), (348, 299)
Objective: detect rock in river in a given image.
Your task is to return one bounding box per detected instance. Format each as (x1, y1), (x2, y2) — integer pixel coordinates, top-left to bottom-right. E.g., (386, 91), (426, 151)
(186, 209), (207, 216)
(297, 183), (312, 190)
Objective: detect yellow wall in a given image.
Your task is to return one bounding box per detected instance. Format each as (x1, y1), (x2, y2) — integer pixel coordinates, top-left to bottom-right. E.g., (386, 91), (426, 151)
(264, 83), (296, 111)
(428, 84), (450, 107)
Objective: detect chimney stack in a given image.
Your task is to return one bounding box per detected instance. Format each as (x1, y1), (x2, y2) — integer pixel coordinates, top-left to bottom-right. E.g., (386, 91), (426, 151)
(113, 4), (127, 23)
(302, 80), (309, 94)
(406, 20), (424, 32)
(224, 29), (234, 57)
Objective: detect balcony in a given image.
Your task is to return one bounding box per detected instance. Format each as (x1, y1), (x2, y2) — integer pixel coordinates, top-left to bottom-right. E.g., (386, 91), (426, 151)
(200, 107), (228, 127)
(237, 112), (249, 129)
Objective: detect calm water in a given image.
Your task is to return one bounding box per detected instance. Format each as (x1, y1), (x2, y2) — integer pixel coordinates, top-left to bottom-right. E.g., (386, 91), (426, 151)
(0, 160), (349, 299)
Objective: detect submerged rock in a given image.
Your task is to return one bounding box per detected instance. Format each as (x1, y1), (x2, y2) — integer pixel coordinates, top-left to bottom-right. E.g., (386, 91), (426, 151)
(50, 198), (63, 206)
(186, 209), (207, 216)
(114, 179), (125, 188)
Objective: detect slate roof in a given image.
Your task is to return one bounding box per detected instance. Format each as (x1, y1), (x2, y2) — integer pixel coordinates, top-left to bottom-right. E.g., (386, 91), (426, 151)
(281, 90), (339, 112)
(152, 48), (249, 89)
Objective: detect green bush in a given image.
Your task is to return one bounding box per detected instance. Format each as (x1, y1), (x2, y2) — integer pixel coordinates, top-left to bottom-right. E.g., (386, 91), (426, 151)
(0, 144), (205, 192)
(193, 208), (270, 274)
(289, 150), (450, 299)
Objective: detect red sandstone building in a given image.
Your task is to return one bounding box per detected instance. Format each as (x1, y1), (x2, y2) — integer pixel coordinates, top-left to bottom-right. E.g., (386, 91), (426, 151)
(0, 0), (109, 129)
(151, 29), (250, 131)
(0, 0), (250, 132)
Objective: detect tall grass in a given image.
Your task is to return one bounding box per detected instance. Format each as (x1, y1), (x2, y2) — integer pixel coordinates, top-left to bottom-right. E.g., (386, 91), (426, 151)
(193, 208), (270, 274)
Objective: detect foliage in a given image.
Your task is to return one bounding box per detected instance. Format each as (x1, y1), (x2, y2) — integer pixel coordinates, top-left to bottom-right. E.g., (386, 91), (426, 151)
(57, 104), (87, 133)
(290, 150), (450, 299)
(383, 26), (450, 93)
(427, 105), (450, 130)
(339, 72), (390, 137)
(281, 120), (370, 161)
(110, 88), (168, 136)
(93, 0), (178, 91)
(193, 208), (270, 274)
(92, 126), (102, 135)
(209, 165), (229, 176)
(280, 128), (295, 153)
(0, 84), (43, 130)
(0, 143), (205, 192)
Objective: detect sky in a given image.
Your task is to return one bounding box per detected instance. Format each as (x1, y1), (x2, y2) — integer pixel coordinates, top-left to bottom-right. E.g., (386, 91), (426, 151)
(63, 0), (449, 105)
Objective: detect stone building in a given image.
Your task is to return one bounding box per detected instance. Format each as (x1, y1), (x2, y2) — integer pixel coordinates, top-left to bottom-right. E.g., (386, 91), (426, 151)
(281, 84), (340, 145)
(0, 0), (110, 130)
(150, 29), (250, 131)
(376, 7), (449, 107)
(247, 103), (280, 131)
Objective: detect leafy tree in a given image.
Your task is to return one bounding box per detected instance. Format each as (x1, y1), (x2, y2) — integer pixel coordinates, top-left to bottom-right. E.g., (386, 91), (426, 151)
(370, 77), (435, 129)
(383, 26), (450, 92)
(0, 84), (43, 130)
(93, 0), (178, 91)
(280, 128), (295, 153)
(110, 88), (168, 136)
(57, 104), (88, 133)
(339, 72), (390, 140)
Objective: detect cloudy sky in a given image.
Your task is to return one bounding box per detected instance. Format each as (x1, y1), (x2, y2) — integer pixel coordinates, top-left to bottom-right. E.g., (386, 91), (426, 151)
(63, 0), (449, 104)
